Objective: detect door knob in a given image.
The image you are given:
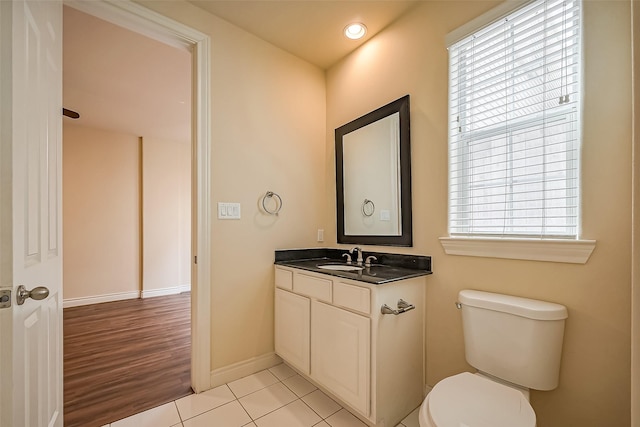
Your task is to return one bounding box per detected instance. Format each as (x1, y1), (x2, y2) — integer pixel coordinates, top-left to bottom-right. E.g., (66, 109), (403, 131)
(16, 285), (49, 305)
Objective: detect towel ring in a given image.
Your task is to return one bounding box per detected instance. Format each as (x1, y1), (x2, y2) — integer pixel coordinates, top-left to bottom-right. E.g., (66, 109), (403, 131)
(362, 199), (375, 217)
(262, 191), (282, 215)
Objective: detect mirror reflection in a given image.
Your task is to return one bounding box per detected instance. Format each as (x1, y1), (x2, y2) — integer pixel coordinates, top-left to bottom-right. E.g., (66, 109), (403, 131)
(343, 112), (401, 236)
(335, 95), (412, 246)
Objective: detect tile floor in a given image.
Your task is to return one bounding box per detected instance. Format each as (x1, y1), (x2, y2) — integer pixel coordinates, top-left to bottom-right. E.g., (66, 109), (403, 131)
(101, 363), (420, 427)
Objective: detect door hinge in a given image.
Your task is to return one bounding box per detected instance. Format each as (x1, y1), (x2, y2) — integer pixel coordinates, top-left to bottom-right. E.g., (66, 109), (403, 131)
(194, 255), (197, 264)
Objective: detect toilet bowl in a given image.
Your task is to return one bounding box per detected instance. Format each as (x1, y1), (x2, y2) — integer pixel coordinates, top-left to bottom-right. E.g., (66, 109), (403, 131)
(418, 372), (536, 427)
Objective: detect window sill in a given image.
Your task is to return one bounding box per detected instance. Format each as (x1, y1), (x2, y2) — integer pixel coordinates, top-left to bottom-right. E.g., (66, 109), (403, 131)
(439, 237), (596, 264)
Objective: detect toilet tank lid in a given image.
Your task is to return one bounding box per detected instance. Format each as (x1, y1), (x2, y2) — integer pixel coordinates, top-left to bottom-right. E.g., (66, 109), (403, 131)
(459, 290), (568, 320)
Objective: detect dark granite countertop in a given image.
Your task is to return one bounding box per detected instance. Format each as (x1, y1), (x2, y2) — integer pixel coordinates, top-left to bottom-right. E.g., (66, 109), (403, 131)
(274, 248), (432, 285)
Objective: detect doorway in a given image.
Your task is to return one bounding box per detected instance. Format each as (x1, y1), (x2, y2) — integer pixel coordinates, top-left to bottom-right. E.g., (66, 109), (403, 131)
(62, 0), (212, 403)
(62, 6), (193, 424)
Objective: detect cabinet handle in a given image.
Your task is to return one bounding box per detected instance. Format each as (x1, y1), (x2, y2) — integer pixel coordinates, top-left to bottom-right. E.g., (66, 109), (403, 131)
(381, 299), (415, 315)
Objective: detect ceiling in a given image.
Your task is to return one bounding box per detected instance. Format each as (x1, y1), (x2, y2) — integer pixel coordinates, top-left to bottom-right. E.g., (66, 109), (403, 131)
(63, 1), (419, 142)
(63, 6), (191, 142)
(186, 0), (420, 69)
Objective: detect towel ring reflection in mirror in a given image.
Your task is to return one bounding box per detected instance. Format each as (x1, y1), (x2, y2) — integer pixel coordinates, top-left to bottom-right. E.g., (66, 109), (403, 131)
(361, 199), (375, 217)
(262, 191), (282, 215)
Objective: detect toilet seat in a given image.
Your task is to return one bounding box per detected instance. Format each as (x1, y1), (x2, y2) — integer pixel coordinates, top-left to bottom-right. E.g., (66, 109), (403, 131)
(422, 372), (536, 427)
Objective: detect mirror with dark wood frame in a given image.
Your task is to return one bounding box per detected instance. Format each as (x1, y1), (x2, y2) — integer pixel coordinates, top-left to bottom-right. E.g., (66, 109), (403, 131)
(335, 95), (412, 246)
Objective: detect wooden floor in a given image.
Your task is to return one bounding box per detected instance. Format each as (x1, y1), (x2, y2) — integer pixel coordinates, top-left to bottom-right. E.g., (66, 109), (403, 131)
(63, 293), (193, 427)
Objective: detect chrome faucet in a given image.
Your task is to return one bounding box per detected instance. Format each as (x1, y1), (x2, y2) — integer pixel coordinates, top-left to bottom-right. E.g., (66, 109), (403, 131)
(350, 246), (363, 266)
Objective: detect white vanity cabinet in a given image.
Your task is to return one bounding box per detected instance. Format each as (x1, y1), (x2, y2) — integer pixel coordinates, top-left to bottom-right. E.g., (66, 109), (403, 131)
(312, 300), (371, 415)
(274, 288), (310, 374)
(274, 265), (425, 427)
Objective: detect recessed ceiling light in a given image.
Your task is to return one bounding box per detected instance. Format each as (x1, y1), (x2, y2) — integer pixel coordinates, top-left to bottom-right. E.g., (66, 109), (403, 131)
(344, 23), (367, 40)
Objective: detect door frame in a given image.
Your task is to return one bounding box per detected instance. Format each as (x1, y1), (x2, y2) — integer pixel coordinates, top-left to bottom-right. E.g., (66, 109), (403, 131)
(64, 0), (212, 393)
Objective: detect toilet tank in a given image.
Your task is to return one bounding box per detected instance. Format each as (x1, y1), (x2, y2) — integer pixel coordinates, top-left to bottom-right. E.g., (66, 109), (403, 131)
(458, 290), (568, 391)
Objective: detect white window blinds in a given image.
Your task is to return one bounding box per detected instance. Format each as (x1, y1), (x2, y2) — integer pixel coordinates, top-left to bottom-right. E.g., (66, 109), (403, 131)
(448, 0), (582, 238)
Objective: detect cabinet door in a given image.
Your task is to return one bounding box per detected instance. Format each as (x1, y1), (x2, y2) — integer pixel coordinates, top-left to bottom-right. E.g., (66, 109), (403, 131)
(311, 301), (370, 416)
(275, 288), (311, 374)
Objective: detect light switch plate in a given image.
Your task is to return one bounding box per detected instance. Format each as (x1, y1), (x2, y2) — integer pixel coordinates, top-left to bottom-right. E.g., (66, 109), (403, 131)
(218, 202), (241, 219)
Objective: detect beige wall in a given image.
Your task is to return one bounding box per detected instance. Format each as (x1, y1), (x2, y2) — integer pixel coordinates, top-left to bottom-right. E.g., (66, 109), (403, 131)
(137, 1), (327, 370)
(326, 1), (632, 426)
(142, 137), (191, 295)
(63, 125), (192, 303)
(63, 124), (141, 300)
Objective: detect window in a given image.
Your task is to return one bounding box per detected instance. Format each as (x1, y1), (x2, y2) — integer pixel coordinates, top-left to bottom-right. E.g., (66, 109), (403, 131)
(448, 0), (582, 239)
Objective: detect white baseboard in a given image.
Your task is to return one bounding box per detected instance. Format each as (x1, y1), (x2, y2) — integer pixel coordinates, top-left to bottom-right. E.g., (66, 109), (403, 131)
(141, 284), (191, 299)
(63, 284), (191, 308)
(210, 352), (283, 388)
(63, 290), (140, 308)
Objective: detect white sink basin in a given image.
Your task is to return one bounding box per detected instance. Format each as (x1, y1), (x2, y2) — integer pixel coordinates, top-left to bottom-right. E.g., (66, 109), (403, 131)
(317, 264), (364, 272)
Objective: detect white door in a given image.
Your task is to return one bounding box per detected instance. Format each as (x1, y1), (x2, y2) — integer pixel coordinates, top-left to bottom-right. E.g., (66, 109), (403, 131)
(311, 301), (370, 416)
(0, 0), (64, 426)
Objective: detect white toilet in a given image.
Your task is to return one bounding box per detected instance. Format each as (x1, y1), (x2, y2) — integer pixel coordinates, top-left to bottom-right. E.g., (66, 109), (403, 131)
(419, 289), (568, 427)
